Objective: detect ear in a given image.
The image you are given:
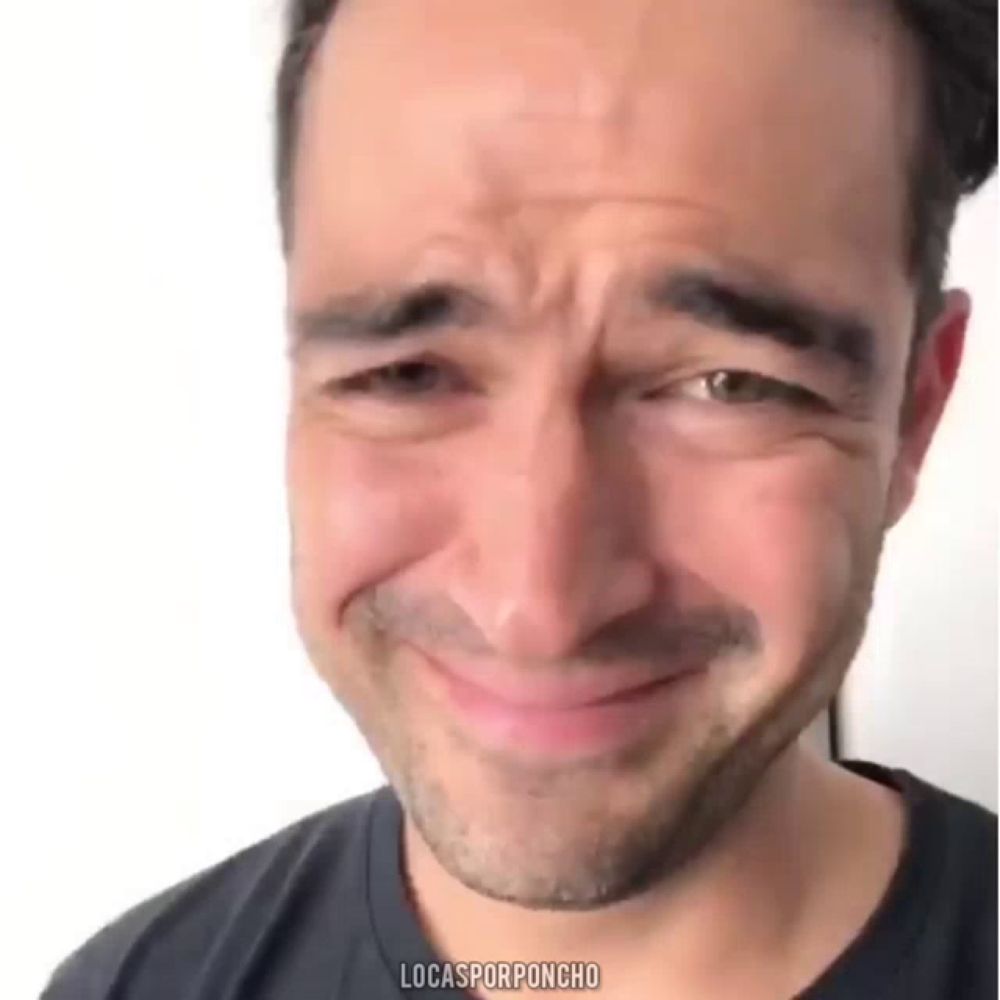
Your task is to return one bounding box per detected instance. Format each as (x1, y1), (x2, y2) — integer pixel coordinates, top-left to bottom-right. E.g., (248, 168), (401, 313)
(885, 289), (970, 528)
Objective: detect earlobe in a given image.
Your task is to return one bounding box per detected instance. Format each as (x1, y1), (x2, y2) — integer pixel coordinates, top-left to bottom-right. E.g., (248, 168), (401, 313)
(885, 289), (970, 529)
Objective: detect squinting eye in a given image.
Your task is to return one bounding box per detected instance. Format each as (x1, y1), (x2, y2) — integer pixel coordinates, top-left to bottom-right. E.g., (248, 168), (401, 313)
(682, 370), (831, 411)
(328, 359), (462, 399)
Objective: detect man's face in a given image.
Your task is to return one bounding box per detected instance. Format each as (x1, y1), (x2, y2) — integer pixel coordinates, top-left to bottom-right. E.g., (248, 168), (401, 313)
(285, 0), (940, 907)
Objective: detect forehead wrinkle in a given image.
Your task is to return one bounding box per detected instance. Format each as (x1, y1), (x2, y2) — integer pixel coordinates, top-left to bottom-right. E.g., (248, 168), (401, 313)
(453, 15), (673, 205)
(293, 0), (920, 351)
(457, 178), (737, 312)
(462, 79), (733, 232)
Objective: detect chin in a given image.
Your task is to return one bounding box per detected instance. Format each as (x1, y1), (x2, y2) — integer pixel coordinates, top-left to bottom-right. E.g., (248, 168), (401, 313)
(387, 707), (761, 910)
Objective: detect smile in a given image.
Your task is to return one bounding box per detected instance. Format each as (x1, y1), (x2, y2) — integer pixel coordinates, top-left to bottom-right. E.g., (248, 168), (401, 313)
(414, 647), (709, 762)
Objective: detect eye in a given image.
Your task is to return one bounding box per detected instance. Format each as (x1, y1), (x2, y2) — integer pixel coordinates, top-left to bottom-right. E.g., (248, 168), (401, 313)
(325, 358), (464, 399)
(677, 370), (832, 412)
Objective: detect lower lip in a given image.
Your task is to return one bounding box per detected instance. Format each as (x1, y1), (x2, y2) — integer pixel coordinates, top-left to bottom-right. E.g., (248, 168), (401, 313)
(418, 654), (706, 761)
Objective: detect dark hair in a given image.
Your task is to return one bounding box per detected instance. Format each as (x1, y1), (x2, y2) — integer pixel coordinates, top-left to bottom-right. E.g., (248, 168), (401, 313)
(274, 0), (997, 348)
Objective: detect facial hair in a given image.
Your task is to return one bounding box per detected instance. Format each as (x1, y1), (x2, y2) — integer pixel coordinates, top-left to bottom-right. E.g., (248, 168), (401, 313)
(301, 526), (885, 910)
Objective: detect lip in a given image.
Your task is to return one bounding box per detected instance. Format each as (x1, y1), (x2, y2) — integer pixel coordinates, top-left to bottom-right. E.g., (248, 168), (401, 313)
(413, 647), (708, 761)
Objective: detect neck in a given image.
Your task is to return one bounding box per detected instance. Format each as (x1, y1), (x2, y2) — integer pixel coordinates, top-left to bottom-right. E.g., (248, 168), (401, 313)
(402, 743), (905, 999)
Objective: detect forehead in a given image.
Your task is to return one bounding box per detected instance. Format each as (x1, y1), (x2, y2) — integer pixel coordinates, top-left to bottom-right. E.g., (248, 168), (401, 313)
(290, 0), (921, 315)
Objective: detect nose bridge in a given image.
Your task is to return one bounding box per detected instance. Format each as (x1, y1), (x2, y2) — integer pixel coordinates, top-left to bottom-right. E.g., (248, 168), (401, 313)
(456, 393), (654, 660)
(515, 396), (596, 573)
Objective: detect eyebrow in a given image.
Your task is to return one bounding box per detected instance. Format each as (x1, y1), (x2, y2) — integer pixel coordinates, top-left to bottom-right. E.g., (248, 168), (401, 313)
(289, 282), (493, 352)
(645, 268), (878, 384)
(290, 267), (879, 385)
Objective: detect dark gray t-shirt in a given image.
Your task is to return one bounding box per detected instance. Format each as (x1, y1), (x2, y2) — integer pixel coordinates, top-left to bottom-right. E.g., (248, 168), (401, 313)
(41, 760), (997, 999)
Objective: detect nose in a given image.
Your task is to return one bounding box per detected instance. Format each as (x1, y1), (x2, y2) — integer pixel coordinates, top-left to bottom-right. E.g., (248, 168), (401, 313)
(449, 401), (657, 662)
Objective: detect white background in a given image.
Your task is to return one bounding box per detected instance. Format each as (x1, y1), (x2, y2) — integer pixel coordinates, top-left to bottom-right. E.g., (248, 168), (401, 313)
(1, 2), (995, 997)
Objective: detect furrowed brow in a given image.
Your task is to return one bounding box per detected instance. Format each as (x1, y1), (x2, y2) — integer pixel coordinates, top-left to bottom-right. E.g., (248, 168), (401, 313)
(645, 268), (879, 385)
(289, 281), (492, 353)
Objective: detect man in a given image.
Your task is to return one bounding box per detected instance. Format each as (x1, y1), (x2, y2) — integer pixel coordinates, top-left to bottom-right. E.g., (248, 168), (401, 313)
(43, 0), (996, 998)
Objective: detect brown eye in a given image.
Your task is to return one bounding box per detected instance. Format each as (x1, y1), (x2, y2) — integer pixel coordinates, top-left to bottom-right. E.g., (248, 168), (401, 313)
(328, 359), (463, 399)
(370, 361), (446, 395)
(694, 370), (830, 411)
(705, 370), (769, 403)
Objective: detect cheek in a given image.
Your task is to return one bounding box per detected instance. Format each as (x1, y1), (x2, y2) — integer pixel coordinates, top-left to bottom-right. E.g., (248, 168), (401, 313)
(287, 424), (453, 629)
(654, 445), (884, 671)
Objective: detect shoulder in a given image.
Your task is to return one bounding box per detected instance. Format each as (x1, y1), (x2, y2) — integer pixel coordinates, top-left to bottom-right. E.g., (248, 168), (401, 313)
(40, 788), (383, 1000)
(909, 772), (997, 997)
(853, 760), (996, 913)
(842, 758), (995, 874)
(845, 760), (996, 997)
(899, 767), (996, 905)
(919, 776), (997, 977)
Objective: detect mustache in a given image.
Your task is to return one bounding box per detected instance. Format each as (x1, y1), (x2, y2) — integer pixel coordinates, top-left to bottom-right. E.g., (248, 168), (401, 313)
(356, 588), (761, 666)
